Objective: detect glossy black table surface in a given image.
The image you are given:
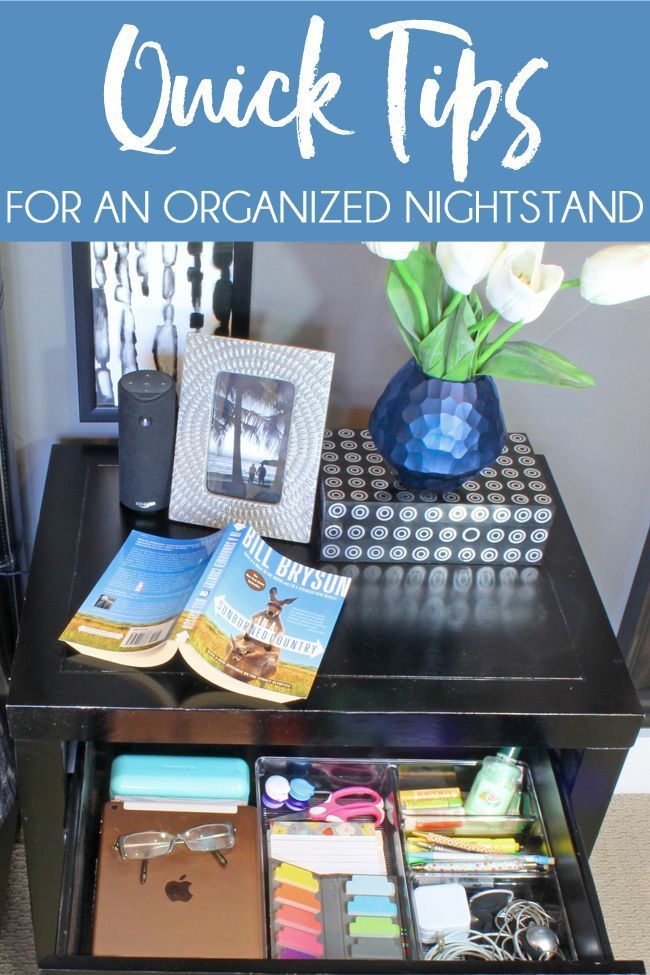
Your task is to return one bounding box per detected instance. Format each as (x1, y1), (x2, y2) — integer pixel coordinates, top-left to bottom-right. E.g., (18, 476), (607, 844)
(8, 443), (642, 750)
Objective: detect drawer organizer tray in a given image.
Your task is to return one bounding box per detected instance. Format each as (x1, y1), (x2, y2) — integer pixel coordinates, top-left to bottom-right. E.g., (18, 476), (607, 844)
(255, 756), (573, 963)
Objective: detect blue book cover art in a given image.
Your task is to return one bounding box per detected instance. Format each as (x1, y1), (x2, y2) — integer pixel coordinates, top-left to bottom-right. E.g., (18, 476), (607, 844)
(175, 524), (351, 702)
(59, 531), (220, 667)
(60, 524), (351, 701)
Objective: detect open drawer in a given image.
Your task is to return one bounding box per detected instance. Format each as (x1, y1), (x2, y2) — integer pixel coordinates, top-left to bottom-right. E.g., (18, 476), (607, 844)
(43, 742), (643, 975)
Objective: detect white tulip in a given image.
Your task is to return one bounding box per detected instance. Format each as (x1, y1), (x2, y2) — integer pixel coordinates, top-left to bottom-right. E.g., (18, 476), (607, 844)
(486, 243), (564, 324)
(436, 242), (505, 294)
(364, 241), (420, 260)
(580, 244), (650, 305)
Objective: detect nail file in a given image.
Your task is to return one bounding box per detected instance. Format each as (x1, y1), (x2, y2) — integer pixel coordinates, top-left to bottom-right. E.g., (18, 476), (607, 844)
(319, 876), (347, 958)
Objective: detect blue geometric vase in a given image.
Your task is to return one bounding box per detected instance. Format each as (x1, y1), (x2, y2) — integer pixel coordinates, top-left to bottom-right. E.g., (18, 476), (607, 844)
(369, 359), (506, 490)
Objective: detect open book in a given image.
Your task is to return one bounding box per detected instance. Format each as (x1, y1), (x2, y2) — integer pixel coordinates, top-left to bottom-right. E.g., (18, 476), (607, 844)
(60, 523), (351, 703)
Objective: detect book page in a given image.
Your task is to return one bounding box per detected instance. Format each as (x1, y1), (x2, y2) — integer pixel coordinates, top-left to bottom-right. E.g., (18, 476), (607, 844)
(176, 523), (351, 701)
(60, 531), (220, 667)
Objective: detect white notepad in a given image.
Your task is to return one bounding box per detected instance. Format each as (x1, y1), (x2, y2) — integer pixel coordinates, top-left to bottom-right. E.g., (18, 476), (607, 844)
(269, 833), (387, 875)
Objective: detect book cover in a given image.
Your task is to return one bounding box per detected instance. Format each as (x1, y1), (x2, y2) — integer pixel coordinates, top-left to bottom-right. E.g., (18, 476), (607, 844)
(175, 523), (351, 702)
(60, 524), (350, 701)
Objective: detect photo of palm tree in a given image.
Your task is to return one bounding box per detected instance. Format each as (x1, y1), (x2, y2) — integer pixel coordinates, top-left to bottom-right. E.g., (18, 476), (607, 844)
(206, 372), (295, 503)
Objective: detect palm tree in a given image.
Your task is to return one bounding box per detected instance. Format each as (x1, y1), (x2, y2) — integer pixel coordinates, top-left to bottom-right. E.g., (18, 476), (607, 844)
(209, 375), (293, 495)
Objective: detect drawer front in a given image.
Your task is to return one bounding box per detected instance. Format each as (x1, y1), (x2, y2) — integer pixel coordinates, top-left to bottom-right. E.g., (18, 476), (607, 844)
(40, 744), (644, 975)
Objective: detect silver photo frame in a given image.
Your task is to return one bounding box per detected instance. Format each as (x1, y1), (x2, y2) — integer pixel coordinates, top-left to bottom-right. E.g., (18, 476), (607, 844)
(169, 335), (335, 543)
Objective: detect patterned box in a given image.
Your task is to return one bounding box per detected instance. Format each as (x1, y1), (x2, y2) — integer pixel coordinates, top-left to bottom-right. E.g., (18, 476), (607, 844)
(317, 429), (555, 566)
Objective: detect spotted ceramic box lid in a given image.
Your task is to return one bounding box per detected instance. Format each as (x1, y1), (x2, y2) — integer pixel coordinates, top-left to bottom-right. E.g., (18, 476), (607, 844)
(317, 430), (555, 566)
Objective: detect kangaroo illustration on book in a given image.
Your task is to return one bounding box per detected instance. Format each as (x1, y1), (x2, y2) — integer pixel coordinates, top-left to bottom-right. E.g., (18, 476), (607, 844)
(224, 588), (297, 683)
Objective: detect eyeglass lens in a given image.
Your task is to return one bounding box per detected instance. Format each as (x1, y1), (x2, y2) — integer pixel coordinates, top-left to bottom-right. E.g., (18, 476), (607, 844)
(183, 823), (235, 852)
(118, 831), (175, 860)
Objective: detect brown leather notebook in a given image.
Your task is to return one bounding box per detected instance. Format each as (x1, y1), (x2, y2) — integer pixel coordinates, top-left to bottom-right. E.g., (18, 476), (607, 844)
(92, 802), (266, 958)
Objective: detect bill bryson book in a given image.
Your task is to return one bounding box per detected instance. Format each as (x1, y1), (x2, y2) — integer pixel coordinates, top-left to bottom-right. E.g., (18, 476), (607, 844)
(60, 523), (351, 703)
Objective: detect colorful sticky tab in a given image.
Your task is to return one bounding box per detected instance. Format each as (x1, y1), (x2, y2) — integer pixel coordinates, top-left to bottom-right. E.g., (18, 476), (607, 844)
(276, 926), (325, 957)
(275, 905), (323, 936)
(348, 916), (401, 939)
(278, 949), (317, 960)
(274, 883), (321, 914)
(348, 895), (397, 917)
(345, 875), (396, 897)
(273, 862), (319, 893)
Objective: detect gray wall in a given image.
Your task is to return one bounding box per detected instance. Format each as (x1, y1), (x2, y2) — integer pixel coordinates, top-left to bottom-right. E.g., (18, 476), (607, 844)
(0, 243), (117, 556)
(1, 241), (648, 631)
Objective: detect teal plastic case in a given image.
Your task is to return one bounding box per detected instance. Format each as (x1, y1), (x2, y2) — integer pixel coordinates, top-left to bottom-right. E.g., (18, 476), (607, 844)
(109, 755), (250, 802)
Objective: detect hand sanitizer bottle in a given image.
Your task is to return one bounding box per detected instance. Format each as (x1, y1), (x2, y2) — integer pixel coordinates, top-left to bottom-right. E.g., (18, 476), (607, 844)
(464, 748), (522, 816)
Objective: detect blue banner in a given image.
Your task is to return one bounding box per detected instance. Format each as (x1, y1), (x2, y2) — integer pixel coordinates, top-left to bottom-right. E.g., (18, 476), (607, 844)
(0, 1), (648, 239)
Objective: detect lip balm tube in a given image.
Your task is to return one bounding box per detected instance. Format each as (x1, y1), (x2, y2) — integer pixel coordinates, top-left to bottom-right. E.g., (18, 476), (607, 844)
(399, 788), (461, 803)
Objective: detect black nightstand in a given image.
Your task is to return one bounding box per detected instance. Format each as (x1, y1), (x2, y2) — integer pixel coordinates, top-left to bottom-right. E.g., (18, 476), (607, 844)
(8, 443), (644, 975)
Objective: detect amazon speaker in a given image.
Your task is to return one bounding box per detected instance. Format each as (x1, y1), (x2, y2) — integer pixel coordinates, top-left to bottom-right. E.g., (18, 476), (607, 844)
(118, 370), (177, 512)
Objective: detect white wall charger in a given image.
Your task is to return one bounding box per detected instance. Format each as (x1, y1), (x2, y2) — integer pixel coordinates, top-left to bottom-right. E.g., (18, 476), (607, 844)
(413, 883), (471, 944)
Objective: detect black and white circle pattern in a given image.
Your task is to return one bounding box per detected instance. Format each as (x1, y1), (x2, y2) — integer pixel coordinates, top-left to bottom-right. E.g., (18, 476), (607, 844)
(319, 430), (554, 565)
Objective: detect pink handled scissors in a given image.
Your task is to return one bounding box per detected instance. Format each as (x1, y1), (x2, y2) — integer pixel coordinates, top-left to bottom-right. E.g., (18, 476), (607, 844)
(308, 787), (385, 825)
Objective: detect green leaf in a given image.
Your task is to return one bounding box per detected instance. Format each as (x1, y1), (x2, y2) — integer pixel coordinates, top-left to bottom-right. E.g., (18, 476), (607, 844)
(442, 299), (475, 376)
(468, 290), (483, 321)
(394, 318), (420, 359)
(443, 350), (475, 381)
(416, 299), (476, 379)
(402, 248), (444, 331)
(417, 315), (450, 376)
(478, 341), (596, 388)
(386, 264), (425, 344)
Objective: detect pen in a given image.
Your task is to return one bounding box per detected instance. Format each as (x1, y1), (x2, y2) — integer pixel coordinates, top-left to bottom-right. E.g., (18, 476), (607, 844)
(408, 832), (520, 855)
(410, 858), (554, 874)
(407, 850), (553, 863)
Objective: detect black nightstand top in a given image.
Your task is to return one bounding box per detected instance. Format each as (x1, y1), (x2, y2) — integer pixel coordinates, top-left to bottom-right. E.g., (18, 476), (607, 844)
(8, 443), (642, 748)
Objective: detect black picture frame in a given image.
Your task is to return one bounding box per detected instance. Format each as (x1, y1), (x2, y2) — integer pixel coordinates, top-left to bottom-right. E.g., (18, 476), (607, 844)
(72, 242), (254, 422)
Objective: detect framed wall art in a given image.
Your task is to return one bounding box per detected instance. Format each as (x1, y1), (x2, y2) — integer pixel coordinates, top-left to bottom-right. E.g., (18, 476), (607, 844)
(72, 241), (254, 421)
(169, 334), (335, 543)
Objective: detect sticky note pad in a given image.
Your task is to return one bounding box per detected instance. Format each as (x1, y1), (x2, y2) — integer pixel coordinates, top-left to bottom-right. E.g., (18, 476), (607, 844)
(348, 895), (397, 917)
(349, 917), (400, 939)
(276, 926), (324, 957)
(275, 905), (323, 936)
(274, 862), (319, 893)
(346, 876), (395, 897)
(274, 884), (321, 914)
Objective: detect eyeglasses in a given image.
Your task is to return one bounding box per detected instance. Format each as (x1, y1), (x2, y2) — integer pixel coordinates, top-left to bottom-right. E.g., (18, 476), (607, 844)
(115, 822), (236, 883)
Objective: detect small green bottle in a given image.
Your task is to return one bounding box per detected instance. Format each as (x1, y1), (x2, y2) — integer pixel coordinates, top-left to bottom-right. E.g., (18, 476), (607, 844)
(464, 748), (522, 816)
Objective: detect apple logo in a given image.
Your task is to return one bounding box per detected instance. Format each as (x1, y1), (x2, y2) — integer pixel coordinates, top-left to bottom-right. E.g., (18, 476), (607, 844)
(165, 874), (193, 902)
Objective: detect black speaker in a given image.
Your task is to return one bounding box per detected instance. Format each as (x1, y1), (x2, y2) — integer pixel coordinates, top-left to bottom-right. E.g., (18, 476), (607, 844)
(118, 370), (177, 512)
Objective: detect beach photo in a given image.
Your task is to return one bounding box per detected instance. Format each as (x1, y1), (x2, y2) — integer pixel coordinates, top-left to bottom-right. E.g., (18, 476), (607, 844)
(206, 371), (295, 503)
